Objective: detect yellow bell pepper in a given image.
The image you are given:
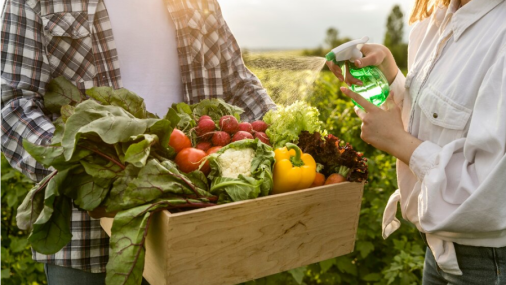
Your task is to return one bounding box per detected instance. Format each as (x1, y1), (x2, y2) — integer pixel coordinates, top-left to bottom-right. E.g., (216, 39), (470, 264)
(272, 143), (316, 194)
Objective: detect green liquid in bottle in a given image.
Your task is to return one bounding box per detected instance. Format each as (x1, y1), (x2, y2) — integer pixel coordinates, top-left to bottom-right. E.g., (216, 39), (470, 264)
(343, 62), (390, 109)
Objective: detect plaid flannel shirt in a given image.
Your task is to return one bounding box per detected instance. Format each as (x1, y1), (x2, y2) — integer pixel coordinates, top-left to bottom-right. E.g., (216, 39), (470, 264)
(1, 0), (275, 273)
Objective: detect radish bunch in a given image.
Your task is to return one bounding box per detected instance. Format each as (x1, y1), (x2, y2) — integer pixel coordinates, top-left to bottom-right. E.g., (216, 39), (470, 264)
(195, 115), (271, 150)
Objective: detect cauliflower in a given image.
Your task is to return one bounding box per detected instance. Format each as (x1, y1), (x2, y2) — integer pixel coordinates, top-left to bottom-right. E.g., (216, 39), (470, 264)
(217, 148), (256, 178)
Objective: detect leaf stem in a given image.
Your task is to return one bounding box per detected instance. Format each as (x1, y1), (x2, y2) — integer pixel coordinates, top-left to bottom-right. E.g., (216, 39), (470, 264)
(80, 145), (126, 170)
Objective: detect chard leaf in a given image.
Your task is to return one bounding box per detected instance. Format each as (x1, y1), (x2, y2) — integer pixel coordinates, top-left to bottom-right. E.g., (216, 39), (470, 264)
(16, 171), (56, 230)
(104, 165), (140, 212)
(80, 160), (124, 179)
(60, 105), (75, 122)
(44, 76), (85, 114)
(85, 87), (148, 119)
(28, 170), (73, 254)
(51, 117), (65, 145)
(124, 134), (159, 168)
(62, 100), (162, 160)
(105, 159), (209, 212)
(106, 203), (167, 285)
(29, 195), (72, 255)
(72, 174), (112, 211)
(23, 140), (92, 170)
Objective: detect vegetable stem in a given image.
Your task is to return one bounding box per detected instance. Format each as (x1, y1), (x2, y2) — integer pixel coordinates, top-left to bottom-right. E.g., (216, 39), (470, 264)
(80, 145), (126, 170)
(286, 143), (305, 167)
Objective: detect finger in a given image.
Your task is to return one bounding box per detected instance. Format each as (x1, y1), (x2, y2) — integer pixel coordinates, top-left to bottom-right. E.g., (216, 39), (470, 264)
(326, 61), (344, 81)
(344, 62), (363, 86)
(354, 45), (382, 68)
(354, 106), (366, 120)
(340, 87), (378, 112)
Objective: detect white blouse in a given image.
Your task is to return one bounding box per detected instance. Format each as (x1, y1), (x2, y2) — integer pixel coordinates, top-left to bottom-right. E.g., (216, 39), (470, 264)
(383, 0), (506, 275)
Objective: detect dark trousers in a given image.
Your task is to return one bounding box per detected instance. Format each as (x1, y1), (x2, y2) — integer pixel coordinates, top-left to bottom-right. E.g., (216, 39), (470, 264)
(420, 233), (506, 285)
(44, 264), (151, 285)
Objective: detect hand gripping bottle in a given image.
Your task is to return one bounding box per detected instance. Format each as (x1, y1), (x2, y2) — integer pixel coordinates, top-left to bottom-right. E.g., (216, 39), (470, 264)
(326, 36), (389, 109)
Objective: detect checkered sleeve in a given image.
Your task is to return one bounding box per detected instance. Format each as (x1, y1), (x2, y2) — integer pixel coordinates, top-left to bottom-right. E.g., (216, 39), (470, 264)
(218, 7), (276, 121)
(1, 0), (55, 182)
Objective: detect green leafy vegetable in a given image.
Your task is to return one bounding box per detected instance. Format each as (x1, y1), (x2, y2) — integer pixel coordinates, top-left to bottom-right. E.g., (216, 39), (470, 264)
(17, 77), (219, 285)
(263, 100), (324, 149)
(207, 139), (275, 203)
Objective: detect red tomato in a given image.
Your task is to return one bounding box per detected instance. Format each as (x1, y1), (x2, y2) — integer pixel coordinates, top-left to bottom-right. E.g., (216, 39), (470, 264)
(206, 146), (222, 155)
(169, 129), (192, 153)
(201, 146), (223, 175)
(175, 148), (209, 174)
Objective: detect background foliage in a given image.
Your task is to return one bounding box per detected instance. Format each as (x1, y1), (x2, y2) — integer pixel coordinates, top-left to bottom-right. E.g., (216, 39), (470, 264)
(0, 4), (423, 285)
(1, 155), (47, 285)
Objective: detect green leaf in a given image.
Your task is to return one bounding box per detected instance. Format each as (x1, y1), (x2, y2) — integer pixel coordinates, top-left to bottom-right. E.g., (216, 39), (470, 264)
(72, 174), (112, 211)
(356, 240), (375, 258)
(9, 237), (28, 253)
(263, 101), (324, 149)
(1, 269), (10, 279)
(51, 117), (66, 144)
(105, 159), (210, 212)
(319, 258), (336, 273)
(80, 160), (123, 179)
(60, 104), (75, 122)
(23, 140), (92, 170)
(336, 256), (357, 276)
(124, 134), (159, 167)
(191, 98), (244, 121)
(44, 76), (85, 114)
(16, 172), (55, 230)
(362, 273), (382, 281)
(288, 266), (306, 285)
(29, 195), (72, 255)
(62, 100), (164, 160)
(85, 86), (148, 119)
(210, 176), (262, 203)
(106, 203), (168, 285)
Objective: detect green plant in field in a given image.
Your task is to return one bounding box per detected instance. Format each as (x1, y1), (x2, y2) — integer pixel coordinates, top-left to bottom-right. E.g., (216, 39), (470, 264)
(1, 154), (47, 285)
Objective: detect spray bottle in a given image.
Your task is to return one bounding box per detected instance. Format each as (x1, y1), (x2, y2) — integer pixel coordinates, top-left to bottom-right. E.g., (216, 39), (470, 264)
(325, 36), (389, 109)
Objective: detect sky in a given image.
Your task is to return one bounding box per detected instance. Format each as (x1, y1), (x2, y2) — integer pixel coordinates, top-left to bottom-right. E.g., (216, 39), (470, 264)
(0, 0), (412, 50)
(219, 0), (413, 50)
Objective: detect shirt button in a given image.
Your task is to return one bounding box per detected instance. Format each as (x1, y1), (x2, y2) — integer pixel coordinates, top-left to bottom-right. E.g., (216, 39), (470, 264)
(433, 113), (438, 119)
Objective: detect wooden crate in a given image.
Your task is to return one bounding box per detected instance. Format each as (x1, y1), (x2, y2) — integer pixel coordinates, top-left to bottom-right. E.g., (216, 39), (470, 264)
(101, 182), (364, 285)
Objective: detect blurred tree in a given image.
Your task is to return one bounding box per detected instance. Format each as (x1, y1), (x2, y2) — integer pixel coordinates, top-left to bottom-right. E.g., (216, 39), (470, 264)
(384, 5), (408, 70)
(384, 5), (404, 47)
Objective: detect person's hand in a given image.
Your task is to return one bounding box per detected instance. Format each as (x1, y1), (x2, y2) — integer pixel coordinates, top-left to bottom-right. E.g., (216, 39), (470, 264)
(340, 87), (421, 165)
(88, 206), (117, 219)
(327, 44), (399, 85)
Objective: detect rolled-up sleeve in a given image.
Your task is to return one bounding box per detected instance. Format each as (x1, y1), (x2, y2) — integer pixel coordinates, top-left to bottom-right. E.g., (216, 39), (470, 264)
(1, 0), (54, 182)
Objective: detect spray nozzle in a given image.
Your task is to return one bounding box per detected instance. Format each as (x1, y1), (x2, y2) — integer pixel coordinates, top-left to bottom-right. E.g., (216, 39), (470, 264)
(325, 36), (369, 65)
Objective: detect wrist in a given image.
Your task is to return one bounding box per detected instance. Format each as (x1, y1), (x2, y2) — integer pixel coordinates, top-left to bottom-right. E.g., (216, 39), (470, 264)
(381, 47), (399, 84)
(387, 131), (422, 165)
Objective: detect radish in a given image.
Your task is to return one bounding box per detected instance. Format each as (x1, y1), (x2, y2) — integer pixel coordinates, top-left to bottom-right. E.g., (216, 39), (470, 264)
(232, 131), (254, 142)
(199, 115), (212, 122)
(196, 119), (216, 140)
(238, 122), (253, 133)
(219, 115), (239, 134)
(251, 120), (268, 133)
(212, 131), (231, 146)
(254, 132), (270, 145)
(196, 141), (212, 152)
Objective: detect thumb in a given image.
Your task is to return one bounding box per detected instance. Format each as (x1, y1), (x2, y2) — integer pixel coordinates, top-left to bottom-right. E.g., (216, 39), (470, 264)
(354, 45), (382, 68)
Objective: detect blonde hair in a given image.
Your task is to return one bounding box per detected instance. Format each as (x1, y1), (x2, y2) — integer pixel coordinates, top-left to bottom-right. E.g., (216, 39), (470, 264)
(409, 0), (451, 24)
